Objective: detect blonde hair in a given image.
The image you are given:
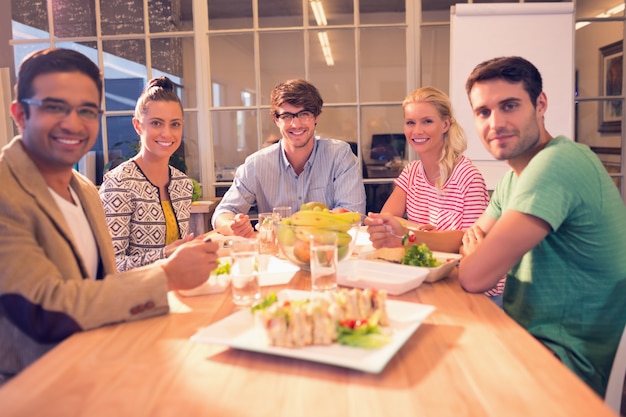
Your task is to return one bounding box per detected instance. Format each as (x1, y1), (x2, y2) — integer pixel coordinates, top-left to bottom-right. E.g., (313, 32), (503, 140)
(402, 86), (467, 189)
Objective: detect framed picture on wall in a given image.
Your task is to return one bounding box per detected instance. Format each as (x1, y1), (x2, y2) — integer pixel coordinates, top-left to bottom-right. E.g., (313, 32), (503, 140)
(599, 41), (623, 133)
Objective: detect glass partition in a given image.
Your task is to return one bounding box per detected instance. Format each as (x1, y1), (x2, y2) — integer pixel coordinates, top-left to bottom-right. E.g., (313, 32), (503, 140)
(359, 28), (406, 103)
(100, 0), (144, 35)
(149, 0), (193, 32)
(212, 109), (259, 180)
(359, 0), (405, 24)
(309, 29), (356, 103)
(208, 0), (252, 30)
(259, 0), (302, 28)
(209, 33), (256, 108)
(259, 32), (306, 105)
(308, 0), (353, 26)
(52, 0), (97, 38)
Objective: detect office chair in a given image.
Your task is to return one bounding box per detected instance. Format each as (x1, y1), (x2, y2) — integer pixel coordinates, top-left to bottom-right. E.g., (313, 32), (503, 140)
(606, 324), (626, 414)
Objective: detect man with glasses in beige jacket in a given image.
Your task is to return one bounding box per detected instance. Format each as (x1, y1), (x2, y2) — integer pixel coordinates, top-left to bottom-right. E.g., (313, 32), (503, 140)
(0, 48), (219, 385)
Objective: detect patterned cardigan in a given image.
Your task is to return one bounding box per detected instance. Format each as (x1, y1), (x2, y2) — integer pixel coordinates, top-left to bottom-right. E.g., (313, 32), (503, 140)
(99, 160), (193, 272)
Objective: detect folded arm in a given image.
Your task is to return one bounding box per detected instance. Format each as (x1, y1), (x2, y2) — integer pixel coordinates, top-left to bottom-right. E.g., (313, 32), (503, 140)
(458, 210), (550, 293)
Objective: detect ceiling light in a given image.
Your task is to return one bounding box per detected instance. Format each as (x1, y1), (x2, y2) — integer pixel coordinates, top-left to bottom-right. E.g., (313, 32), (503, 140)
(576, 3), (625, 30)
(310, 0), (328, 26)
(318, 32), (334, 66)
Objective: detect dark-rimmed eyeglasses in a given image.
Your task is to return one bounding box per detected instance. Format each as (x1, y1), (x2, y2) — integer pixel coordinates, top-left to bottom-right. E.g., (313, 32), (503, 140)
(21, 98), (102, 121)
(274, 110), (315, 124)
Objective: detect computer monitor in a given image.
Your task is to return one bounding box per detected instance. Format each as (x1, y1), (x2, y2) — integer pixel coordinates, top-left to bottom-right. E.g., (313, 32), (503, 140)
(369, 133), (406, 164)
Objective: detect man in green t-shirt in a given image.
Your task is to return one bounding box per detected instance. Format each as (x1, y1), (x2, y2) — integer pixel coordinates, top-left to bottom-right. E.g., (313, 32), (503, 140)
(458, 56), (626, 397)
(366, 56), (626, 397)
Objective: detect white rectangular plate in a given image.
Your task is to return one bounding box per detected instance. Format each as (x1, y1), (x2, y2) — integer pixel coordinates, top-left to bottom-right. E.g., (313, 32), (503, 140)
(357, 251), (462, 285)
(337, 259), (430, 295)
(425, 252), (462, 283)
(190, 289), (435, 373)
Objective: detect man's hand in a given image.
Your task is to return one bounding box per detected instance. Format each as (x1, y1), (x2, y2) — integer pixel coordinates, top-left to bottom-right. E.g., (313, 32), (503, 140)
(162, 237), (219, 291)
(461, 225), (485, 257)
(229, 213), (255, 237)
(216, 213), (255, 238)
(364, 212), (405, 249)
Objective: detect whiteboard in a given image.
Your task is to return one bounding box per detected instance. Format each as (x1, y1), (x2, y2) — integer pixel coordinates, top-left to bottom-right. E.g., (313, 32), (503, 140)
(449, 3), (575, 189)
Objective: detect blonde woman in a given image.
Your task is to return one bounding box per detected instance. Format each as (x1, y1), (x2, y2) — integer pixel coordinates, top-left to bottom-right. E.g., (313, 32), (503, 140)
(369, 86), (504, 302)
(99, 76), (194, 271)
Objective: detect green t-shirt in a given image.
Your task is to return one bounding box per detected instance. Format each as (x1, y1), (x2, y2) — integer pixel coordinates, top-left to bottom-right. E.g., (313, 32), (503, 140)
(486, 136), (626, 396)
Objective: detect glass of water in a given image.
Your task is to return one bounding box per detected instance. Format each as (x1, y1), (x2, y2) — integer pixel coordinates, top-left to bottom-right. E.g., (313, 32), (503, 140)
(309, 230), (338, 292)
(230, 239), (261, 307)
(272, 206), (292, 221)
(257, 212), (278, 256)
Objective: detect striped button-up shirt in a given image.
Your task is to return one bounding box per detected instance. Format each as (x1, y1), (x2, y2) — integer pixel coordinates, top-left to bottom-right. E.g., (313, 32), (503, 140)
(212, 137), (366, 226)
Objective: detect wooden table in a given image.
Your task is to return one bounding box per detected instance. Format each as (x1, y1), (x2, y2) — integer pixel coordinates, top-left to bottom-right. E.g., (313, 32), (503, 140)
(0, 270), (616, 417)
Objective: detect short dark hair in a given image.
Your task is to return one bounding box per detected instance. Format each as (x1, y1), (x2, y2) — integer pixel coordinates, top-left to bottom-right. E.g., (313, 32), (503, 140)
(270, 79), (324, 118)
(465, 56), (543, 106)
(134, 76), (183, 120)
(15, 48), (103, 117)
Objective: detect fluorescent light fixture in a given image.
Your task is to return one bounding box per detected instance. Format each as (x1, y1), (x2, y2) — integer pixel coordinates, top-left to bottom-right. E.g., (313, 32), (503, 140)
(310, 0), (328, 26)
(576, 3), (625, 30)
(318, 32), (334, 66)
(310, 1), (332, 66)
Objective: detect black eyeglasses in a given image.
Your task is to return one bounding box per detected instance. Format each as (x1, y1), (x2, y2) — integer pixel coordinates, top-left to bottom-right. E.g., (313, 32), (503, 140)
(21, 98), (102, 121)
(274, 110), (315, 124)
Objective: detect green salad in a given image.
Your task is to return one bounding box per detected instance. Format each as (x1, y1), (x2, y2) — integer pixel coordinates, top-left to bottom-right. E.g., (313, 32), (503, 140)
(336, 310), (391, 349)
(401, 243), (441, 267)
(213, 258), (231, 275)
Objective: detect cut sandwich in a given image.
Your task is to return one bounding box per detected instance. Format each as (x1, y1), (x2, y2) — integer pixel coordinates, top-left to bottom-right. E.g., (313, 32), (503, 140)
(253, 288), (389, 348)
(372, 247), (406, 263)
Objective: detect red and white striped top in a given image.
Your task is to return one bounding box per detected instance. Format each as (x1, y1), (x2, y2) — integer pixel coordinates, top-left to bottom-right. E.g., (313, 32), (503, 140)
(395, 156), (489, 230)
(395, 156), (504, 296)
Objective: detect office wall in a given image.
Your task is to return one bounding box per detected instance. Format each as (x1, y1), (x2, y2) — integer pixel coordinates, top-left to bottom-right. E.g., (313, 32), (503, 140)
(450, 3), (575, 189)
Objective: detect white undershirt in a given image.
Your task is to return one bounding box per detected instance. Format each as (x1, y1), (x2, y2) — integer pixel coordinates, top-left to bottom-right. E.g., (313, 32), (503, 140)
(49, 186), (99, 280)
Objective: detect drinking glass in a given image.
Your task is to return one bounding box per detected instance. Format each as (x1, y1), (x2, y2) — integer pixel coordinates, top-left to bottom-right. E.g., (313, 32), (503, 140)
(309, 230), (338, 292)
(272, 206), (292, 221)
(230, 239), (261, 306)
(257, 212), (278, 256)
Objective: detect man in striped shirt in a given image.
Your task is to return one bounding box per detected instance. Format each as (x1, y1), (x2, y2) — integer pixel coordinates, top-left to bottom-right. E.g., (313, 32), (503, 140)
(212, 79), (366, 237)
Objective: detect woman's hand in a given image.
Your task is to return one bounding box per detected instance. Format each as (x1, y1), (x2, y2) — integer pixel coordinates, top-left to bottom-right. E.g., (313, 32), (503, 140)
(364, 212), (405, 249)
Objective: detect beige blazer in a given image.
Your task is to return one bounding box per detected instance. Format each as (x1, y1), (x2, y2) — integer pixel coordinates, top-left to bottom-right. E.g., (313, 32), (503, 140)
(0, 137), (169, 378)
